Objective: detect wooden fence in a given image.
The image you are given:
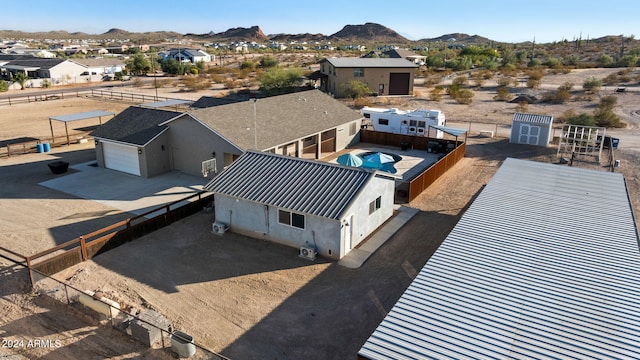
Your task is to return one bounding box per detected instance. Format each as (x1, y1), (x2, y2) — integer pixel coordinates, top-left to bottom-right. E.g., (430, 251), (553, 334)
(0, 88), (175, 107)
(407, 143), (466, 202)
(360, 129), (466, 203)
(0, 191), (214, 284)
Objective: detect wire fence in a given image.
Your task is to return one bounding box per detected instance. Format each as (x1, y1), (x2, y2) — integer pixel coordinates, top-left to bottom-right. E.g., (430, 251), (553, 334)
(29, 266), (230, 359)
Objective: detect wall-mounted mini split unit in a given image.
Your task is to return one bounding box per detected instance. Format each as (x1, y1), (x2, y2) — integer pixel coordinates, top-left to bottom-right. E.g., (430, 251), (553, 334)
(299, 246), (317, 260)
(212, 222), (228, 235)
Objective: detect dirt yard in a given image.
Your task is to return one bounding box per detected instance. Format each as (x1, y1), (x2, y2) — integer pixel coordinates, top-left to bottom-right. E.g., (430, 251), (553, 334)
(1, 67), (639, 359)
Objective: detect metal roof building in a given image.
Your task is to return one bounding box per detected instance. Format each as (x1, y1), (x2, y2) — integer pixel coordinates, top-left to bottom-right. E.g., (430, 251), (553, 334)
(359, 158), (640, 360)
(204, 151), (395, 260)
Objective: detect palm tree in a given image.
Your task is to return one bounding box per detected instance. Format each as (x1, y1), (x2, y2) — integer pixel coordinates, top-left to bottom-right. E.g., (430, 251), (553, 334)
(11, 72), (29, 90)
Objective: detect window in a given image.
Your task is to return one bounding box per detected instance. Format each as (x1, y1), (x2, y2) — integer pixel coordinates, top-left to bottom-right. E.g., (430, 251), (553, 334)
(363, 113), (371, 119)
(349, 122), (357, 136)
(369, 196), (381, 215)
(278, 209), (305, 229)
(378, 119), (389, 126)
(354, 68), (365, 77)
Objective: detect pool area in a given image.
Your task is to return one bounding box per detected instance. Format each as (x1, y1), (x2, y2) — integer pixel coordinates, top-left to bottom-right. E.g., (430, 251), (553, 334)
(330, 145), (439, 180)
(358, 151), (403, 174)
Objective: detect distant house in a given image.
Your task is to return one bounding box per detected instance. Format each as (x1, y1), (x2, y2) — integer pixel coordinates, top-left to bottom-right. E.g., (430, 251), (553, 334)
(317, 57), (418, 97)
(160, 48), (212, 63)
(91, 90), (363, 178)
(74, 58), (127, 77)
(0, 58), (87, 85)
(509, 112), (554, 146)
(204, 150), (395, 260)
(365, 48), (427, 65)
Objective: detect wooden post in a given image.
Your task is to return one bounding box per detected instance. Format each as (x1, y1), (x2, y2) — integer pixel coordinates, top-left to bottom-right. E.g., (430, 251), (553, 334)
(65, 122), (70, 145)
(49, 118), (54, 143)
(26, 256), (35, 289)
(80, 236), (87, 261)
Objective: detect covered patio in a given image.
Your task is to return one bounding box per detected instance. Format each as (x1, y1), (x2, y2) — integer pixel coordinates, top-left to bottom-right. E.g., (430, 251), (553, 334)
(49, 110), (115, 145)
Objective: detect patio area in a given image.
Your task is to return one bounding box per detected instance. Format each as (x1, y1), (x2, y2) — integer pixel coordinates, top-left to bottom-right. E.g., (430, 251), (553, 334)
(323, 142), (440, 181)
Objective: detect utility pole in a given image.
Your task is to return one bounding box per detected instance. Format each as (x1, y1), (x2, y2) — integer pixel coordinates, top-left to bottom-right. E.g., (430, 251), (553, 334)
(252, 98), (258, 149)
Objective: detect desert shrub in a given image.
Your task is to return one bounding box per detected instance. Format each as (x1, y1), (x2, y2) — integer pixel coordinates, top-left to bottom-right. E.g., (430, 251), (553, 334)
(354, 97), (372, 109)
(156, 78), (174, 87)
(429, 86), (444, 102)
(594, 95), (622, 127)
(597, 54), (614, 67)
(603, 72), (619, 85)
(0, 80), (8, 92)
(496, 77), (514, 87)
(452, 75), (468, 86)
(259, 55), (279, 68)
(424, 75), (443, 86)
(582, 77), (602, 93)
(340, 80), (372, 99)
(180, 76), (212, 91)
(41, 79), (51, 88)
(454, 89), (474, 104)
(526, 69), (545, 81)
(494, 86), (513, 101)
(240, 60), (256, 71)
(132, 77), (144, 87)
(526, 78), (541, 88)
(564, 112), (596, 126)
(515, 101), (528, 113)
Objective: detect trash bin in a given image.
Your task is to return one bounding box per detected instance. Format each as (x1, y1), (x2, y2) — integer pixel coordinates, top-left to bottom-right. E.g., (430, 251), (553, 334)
(43, 143), (51, 152)
(400, 142), (410, 151)
(36, 144), (44, 153)
(170, 330), (196, 358)
(611, 137), (619, 149)
(48, 161), (69, 174)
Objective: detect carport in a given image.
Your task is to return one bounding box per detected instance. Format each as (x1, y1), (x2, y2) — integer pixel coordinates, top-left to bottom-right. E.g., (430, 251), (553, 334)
(49, 110), (115, 145)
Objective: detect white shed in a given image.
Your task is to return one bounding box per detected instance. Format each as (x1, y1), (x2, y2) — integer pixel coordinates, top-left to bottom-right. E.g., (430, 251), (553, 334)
(510, 112), (554, 146)
(204, 151), (395, 260)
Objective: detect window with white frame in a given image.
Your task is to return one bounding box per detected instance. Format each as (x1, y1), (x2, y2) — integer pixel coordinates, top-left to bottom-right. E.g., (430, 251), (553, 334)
(278, 209), (305, 229)
(354, 68), (365, 77)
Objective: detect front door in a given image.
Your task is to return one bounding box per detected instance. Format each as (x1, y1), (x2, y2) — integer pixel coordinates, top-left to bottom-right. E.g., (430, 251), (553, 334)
(344, 215), (353, 252)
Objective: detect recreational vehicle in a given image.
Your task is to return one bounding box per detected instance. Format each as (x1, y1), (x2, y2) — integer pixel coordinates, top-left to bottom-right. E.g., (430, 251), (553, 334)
(361, 107), (446, 138)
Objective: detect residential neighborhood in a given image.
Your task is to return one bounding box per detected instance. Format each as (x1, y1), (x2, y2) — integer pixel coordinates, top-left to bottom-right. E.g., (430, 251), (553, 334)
(1, 11), (640, 360)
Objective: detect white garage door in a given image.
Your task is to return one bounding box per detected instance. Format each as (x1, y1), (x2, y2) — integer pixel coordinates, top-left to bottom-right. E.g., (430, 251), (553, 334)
(103, 142), (140, 176)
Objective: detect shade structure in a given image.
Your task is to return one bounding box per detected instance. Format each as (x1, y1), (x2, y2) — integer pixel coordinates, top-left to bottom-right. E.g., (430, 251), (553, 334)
(363, 152), (395, 165)
(336, 153), (363, 167)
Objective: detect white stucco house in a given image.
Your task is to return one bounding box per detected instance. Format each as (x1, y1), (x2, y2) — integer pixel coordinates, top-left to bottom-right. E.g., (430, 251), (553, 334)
(203, 151), (395, 260)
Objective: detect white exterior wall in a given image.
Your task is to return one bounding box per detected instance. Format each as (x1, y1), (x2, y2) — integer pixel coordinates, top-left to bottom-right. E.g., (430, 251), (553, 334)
(339, 175), (395, 258)
(48, 60), (87, 80)
(362, 107), (445, 138)
(214, 195), (342, 260)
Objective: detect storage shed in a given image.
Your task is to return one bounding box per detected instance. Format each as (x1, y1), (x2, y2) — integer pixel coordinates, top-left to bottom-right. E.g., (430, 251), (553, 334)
(509, 112), (554, 146)
(359, 158), (640, 360)
(204, 151), (395, 260)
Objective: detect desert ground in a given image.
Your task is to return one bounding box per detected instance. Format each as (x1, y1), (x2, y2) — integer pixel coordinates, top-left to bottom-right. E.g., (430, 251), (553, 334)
(1, 67), (639, 359)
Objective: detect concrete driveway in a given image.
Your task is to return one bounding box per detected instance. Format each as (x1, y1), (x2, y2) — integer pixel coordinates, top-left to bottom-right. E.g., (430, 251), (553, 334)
(39, 161), (209, 217)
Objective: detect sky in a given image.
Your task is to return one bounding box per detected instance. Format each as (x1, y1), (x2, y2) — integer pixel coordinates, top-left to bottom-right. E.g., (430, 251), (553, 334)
(2, 0), (638, 43)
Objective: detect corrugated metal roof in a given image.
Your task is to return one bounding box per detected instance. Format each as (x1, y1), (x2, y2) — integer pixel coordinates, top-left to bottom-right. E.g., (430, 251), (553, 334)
(359, 158), (640, 360)
(50, 110), (115, 122)
(513, 112), (554, 125)
(204, 151), (376, 219)
(324, 58), (418, 68)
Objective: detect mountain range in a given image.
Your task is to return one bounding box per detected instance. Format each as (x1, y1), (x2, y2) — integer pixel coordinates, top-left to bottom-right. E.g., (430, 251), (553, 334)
(0, 23), (632, 46)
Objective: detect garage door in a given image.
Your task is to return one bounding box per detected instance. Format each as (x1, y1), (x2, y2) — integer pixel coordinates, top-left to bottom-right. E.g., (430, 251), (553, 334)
(389, 73), (410, 95)
(103, 142), (140, 176)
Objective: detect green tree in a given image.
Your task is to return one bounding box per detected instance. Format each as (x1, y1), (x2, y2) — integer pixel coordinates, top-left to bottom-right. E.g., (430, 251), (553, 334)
(564, 113), (596, 126)
(617, 54), (639, 67)
(339, 80), (372, 99)
(125, 53), (151, 75)
(258, 66), (304, 96)
(11, 72), (29, 90)
(161, 59), (191, 75)
(0, 80), (8, 92)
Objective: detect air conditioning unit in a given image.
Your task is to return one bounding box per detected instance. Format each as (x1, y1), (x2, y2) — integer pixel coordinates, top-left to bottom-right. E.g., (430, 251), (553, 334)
(212, 222), (228, 235)
(299, 246), (317, 261)
(408, 126), (416, 134)
(417, 127), (426, 135)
